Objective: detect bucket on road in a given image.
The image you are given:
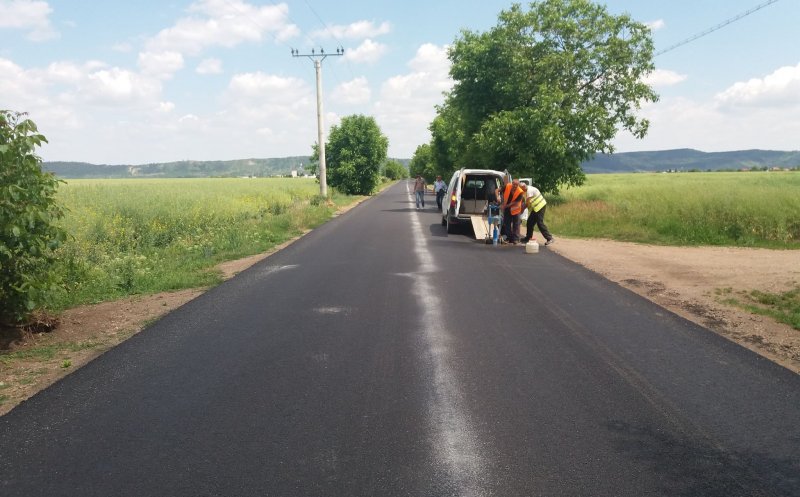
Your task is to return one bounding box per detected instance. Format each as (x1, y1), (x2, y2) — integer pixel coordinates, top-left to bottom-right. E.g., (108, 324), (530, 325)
(525, 240), (539, 253)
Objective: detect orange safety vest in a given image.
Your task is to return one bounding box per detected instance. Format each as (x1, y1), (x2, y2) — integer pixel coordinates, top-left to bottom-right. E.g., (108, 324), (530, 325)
(502, 184), (525, 216)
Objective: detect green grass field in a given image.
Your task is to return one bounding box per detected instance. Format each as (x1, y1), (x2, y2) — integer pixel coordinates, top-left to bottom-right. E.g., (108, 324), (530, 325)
(50, 178), (359, 310)
(549, 172), (800, 248)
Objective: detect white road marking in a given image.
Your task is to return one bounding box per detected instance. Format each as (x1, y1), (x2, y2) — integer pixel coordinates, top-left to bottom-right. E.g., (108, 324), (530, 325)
(313, 306), (350, 314)
(408, 207), (487, 496)
(258, 264), (299, 275)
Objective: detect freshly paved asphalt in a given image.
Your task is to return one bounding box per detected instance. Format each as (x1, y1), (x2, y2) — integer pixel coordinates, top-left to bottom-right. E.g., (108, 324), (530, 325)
(1, 181), (798, 496)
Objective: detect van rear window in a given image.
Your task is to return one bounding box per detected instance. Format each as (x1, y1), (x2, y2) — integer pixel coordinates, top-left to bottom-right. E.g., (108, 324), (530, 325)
(461, 175), (500, 201)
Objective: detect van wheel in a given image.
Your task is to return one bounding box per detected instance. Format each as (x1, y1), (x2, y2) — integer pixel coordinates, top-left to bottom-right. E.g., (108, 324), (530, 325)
(441, 217), (446, 226)
(446, 218), (457, 234)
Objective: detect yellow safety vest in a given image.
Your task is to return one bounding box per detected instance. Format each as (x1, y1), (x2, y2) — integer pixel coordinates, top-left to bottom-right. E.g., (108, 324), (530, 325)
(527, 193), (546, 213)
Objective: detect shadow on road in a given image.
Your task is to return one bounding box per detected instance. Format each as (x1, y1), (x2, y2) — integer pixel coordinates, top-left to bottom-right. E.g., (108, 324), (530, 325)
(603, 420), (799, 496)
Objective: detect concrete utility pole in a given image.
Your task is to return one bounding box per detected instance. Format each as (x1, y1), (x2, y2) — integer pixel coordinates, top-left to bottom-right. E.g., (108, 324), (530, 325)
(291, 47), (344, 198)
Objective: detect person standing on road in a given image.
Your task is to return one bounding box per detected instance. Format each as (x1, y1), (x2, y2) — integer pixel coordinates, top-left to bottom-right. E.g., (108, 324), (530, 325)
(413, 174), (426, 209)
(500, 178), (525, 244)
(520, 183), (555, 246)
(433, 175), (447, 211)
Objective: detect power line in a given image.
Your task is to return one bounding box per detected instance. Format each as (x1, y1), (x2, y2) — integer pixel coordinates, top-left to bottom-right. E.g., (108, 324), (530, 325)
(655, 0), (780, 57)
(301, 0), (356, 80)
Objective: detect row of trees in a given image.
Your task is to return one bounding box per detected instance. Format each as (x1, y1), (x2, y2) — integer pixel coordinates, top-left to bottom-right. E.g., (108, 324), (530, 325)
(411, 0), (658, 193)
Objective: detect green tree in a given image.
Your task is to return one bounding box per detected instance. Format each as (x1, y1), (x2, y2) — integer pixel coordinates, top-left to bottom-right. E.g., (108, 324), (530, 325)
(325, 115), (388, 195)
(307, 142), (319, 176)
(383, 160), (408, 180)
(409, 143), (437, 181)
(0, 111), (67, 324)
(433, 0), (658, 193)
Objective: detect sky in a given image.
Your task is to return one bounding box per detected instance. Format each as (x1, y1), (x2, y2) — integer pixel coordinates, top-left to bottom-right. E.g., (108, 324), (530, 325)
(1, 0), (799, 165)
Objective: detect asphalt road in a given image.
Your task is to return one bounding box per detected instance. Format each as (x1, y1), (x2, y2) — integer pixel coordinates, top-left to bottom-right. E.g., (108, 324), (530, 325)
(1, 181), (798, 496)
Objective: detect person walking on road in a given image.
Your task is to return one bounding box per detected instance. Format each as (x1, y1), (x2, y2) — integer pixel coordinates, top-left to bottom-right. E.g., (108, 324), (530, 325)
(413, 174), (426, 209)
(500, 178), (525, 244)
(433, 175), (447, 211)
(520, 183), (555, 246)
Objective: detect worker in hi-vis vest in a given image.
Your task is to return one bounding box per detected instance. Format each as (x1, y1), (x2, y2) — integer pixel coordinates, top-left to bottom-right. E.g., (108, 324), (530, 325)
(520, 183), (555, 246)
(500, 178), (525, 244)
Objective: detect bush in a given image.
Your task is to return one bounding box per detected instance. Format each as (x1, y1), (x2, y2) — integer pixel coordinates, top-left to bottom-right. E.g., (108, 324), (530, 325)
(325, 115), (388, 195)
(0, 111), (66, 324)
(383, 160), (408, 180)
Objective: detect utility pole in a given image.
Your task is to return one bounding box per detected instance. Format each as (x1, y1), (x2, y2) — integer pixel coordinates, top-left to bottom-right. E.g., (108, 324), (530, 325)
(291, 47), (344, 198)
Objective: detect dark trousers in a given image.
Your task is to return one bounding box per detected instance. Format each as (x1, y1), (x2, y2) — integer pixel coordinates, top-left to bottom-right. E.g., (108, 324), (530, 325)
(502, 208), (521, 242)
(525, 206), (552, 241)
(436, 190), (445, 210)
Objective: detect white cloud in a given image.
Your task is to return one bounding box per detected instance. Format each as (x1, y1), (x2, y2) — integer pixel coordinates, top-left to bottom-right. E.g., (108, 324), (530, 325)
(224, 71), (313, 125)
(178, 113), (200, 124)
(0, 0), (58, 41)
(646, 19), (665, 31)
(614, 91), (800, 153)
(226, 72), (306, 99)
(644, 69), (687, 87)
(83, 68), (162, 106)
(343, 39), (387, 64)
(374, 44), (452, 157)
(332, 77), (371, 105)
(311, 20), (391, 40)
(715, 62), (800, 109)
(196, 57), (223, 74)
(0, 57), (43, 101)
(157, 101), (175, 113)
(138, 50), (185, 79)
(145, 0), (298, 56)
(408, 43), (449, 73)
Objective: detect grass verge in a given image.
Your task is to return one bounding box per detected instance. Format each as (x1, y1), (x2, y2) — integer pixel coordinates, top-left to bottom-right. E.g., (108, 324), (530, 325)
(716, 286), (800, 330)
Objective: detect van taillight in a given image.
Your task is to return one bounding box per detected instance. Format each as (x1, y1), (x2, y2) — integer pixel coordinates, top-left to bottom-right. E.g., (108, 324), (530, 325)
(450, 194), (457, 208)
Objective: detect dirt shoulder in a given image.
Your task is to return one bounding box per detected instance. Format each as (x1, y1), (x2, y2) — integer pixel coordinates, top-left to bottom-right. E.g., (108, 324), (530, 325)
(2, 233), (799, 416)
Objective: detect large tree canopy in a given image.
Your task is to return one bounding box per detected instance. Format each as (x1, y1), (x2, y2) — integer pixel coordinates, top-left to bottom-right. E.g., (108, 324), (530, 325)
(325, 115), (388, 195)
(431, 0), (658, 193)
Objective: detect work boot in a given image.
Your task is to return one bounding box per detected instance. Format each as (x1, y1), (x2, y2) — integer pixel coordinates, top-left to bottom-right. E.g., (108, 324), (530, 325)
(545, 238), (555, 246)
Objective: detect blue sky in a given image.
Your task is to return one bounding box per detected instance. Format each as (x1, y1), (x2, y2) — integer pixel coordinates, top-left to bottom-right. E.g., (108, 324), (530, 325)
(1, 0), (798, 164)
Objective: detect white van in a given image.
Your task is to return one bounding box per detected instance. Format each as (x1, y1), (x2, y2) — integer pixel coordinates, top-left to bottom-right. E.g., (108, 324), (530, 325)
(441, 168), (510, 236)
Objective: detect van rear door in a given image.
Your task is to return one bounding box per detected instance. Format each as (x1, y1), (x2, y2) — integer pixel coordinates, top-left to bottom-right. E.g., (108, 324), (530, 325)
(454, 168), (464, 216)
(443, 168), (461, 219)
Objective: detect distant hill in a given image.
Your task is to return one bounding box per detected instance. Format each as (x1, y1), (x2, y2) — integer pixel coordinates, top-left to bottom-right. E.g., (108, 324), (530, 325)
(43, 157), (312, 179)
(44, 157), (412, 179)
(43, 150), (798, 178)
(581, 149), (800, 173)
